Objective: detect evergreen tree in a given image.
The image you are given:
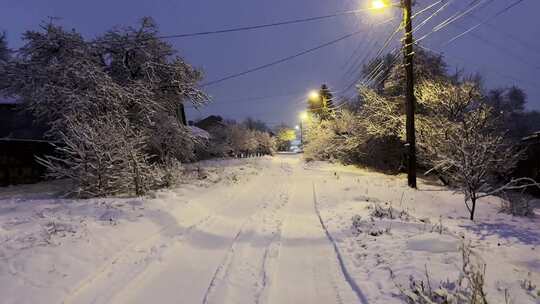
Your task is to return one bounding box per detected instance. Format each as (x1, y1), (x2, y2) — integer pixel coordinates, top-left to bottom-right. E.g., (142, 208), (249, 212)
(307, 84), (334, 120)
(320, 84), (334, 119)
(0, 31), (10, 92)
(0, 31), (9, 62)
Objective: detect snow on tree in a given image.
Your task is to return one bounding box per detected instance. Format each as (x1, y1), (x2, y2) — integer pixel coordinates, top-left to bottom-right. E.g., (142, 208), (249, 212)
(37, 114), (156, 197)
(274, 125), (296, 152)
(218, 122), (275, 157)
(304, 110), (368, 164)
(146, 113), (199, 163)
(359, 87), (404, 138)
(253, 131), (275, 155)
(307, 84), (335, 120)
(3, 20), (208, 196)
(416, 80), (539, 220)
(95, 17), (207, 113)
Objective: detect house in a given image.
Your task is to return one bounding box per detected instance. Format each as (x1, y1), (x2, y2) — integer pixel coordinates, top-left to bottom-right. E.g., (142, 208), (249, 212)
(193, 115), (227, 132)
(193, 115), (228, 143)
(188, 125), (210, 141)
(0, 102), (53, 186)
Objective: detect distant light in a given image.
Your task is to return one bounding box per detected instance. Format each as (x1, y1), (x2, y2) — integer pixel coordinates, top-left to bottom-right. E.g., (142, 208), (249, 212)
(295, 125), (300, 130)
(299, 111), (309, 121)
(372, 0), (387, 9)
(308, 90), (320, 100)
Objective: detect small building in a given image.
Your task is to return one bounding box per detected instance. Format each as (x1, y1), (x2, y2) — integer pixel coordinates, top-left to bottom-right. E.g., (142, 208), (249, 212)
(0, 102), (53, 186)
(193, 115), (227, 132)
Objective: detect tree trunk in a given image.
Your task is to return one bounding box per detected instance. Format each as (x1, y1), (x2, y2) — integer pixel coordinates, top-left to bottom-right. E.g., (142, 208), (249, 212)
(470, 197), (476, 220)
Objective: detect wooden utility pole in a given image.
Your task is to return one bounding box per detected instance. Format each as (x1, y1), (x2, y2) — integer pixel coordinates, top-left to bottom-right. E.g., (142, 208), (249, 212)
(402, 0), (417, 188)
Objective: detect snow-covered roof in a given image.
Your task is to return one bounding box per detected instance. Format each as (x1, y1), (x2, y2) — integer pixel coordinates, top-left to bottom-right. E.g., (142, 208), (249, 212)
(188, 126), (211, 140)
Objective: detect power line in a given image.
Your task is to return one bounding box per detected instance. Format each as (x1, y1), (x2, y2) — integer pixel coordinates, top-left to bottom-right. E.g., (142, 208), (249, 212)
(338, 23), (401, 93)
(432, 0), (491, 32)
(443, 0), (528, 46)
(413, 0), (540, 71)
(412, 0), (454, 35)
(446, 2), (540, 55)
(155, 8), (380, 40)
(442, 21), (540, 70)
(201, 28), (369, 87)
(415, 0), (493, 44)
(416, 43), (540, 88)
(339, 0), (450, 94)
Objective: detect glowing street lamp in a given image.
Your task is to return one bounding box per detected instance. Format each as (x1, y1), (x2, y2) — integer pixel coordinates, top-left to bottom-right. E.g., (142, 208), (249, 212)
(371, 0), (388, 9)
(308, 90), (320, 101)
(299, 111), (309, 121)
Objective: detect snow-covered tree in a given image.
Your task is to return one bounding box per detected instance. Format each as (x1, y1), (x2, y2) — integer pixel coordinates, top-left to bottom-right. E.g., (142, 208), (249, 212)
(417, 80), (538, 220)
(4, 20), (208, 196)
(146, 113), (198, 163)
(0, 31), (10, 92)
(253, 131), (275, 155)
(220, 123), (274, 157)
(304, 109), (368, 164)
(0, 31), (9, 63)
(95, 17), (207, 114)
(274, 125), (296, 152)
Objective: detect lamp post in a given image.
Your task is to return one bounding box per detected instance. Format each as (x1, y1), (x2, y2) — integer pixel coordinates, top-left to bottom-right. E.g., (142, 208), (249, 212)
(299, 111), (308, 146)
(372, 0), (417, 189)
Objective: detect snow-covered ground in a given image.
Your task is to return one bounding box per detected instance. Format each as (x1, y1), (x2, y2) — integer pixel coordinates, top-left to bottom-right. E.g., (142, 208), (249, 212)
(0, 154), (538, 303)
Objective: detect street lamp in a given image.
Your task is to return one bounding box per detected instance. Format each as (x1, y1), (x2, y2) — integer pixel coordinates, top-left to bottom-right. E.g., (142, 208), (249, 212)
(308, 90), (320, 101)
(371, 0), (388, 9)
(370, 0), (417, 188)
(298, 111), (308, 145)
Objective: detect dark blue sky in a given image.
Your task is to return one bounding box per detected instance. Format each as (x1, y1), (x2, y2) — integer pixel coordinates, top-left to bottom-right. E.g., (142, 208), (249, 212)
(2, 0), (539, 127)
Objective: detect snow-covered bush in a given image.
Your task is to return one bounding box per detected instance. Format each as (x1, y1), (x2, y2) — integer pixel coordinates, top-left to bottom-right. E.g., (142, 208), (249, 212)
(253, 130), (275, 155)
(303, 105), (403, 172)
(499, 191), (535, 217)
(397, 243), (492, 304)
(303, 118), (339, 161)
(368, 203), (410, 220)
(38, 114), (156, 197)
(222, 123), (274, 157)
(146, 113), (198, 163)
(303, 109), (366, 164)
(227, 124), (251, 157)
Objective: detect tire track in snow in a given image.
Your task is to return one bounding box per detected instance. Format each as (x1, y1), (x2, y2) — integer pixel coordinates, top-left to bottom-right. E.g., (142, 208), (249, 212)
(63, 164), (271, 304)
(63, 212), (215, 304)
(202, 162), (293, 304)
(312, 182), (369, 304)
(201, 191), (289, 304)
(255, 197), (288, 304)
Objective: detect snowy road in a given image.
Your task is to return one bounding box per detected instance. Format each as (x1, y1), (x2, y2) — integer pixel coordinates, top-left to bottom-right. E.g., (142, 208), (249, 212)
(64, 154), (361, 304)
(2, 154), (539, 304)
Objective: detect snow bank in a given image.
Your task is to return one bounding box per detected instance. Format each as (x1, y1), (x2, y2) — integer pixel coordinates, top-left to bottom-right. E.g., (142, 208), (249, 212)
(406, 234), (458, 253)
